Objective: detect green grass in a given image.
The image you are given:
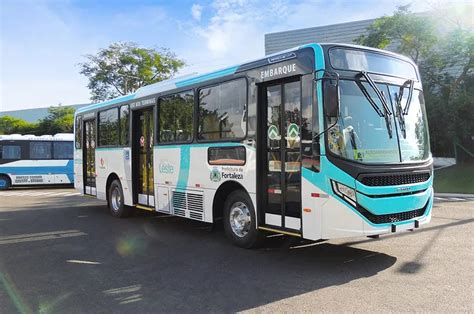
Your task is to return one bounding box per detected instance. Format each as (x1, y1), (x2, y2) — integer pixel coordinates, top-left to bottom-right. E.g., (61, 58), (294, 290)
(433, 162), (474, 194)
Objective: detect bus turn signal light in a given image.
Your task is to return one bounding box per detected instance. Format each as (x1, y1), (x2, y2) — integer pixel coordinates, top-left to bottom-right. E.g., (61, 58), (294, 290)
(303, 208), (312, 213)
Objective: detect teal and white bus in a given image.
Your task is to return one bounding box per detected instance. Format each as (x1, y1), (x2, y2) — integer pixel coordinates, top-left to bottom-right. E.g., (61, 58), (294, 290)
(74, 43), (433, 247)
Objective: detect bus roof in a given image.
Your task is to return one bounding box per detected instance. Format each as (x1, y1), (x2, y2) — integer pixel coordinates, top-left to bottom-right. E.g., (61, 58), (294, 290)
(75, 42), (416, 115)
(76, 43), (322, 115)
(0, 133), (74, 141)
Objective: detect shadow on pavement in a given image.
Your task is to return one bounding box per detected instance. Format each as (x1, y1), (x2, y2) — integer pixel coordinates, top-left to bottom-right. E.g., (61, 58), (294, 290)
(0, 198), (397, 313)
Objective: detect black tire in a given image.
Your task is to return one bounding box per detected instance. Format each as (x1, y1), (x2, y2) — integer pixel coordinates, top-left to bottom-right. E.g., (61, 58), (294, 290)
(108, 179), (133, 218)
(223, 190), (262, 248)
(0, 175), (11, 190)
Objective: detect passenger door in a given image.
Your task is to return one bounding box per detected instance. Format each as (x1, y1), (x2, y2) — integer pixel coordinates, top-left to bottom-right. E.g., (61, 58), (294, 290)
(133, 108), (155, 207)
(83, 119), (96, 196)
(260, 79), (302, 231)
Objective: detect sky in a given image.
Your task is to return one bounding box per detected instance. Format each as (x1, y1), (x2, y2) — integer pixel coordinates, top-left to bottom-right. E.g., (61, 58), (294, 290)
(0, 0), (468, 111)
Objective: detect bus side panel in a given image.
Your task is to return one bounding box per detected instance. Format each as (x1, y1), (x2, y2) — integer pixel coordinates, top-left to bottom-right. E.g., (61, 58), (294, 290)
(153, 144), (256, 223)
(74, 149), (83, 193)
(95, 149), (132, 204)
(1, 159), (71, 186)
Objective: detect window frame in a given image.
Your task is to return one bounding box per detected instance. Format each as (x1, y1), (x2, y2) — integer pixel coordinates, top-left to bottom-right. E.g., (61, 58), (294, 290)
(75, 115), (82, 149)
(157, 89), (195, 145)
(196, 77), (249, 143)
(98, 107), (120, 147)
(53, 141), (74, 160)
(207, 146), (247, 166)
(29, 141), (53, 160)
(1, 143), (22, 160)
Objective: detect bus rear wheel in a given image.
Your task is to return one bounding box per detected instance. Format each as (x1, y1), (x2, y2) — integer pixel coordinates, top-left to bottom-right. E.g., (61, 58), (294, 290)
(108, 179), (132, 218)
(0, 175), (11, 190)
(223, 190), (262, 248)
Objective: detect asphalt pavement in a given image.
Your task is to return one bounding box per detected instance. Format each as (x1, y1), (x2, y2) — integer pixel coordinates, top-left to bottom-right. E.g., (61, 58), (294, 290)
(0, 187), (473, 313)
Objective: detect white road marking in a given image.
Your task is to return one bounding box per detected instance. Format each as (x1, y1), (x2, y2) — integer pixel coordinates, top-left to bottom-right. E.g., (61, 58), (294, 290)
(67, 260), (100, 265)
(0, 191), (80, 197)
(0, 229), (87, 245)
(449, 197), (466, 201)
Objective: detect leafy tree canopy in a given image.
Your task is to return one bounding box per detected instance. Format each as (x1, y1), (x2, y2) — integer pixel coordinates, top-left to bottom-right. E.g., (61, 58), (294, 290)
(0, 106), (75, 135)
(79, 42), (185, 102)
(355, 5), (473, 157)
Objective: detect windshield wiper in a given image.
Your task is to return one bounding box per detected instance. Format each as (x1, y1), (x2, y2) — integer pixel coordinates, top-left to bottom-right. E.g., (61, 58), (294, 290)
(400, 79), (414, 115)
(395, 91), (407, 138)
(356, 71), (393, 138)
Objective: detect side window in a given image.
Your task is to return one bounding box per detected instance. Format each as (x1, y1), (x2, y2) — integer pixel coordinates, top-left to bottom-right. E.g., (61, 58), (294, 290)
(208, 146), (246, 166)
(99, 108), (119, 146)
(2, 145), (21, 160)
(53, 142), (74, 159)
(198, 79), (247, 141)
(75, 116), (82, 149)
(119, 105), (130, 146)
(159, 91), (194, 143)
(30, 142), (52, 159)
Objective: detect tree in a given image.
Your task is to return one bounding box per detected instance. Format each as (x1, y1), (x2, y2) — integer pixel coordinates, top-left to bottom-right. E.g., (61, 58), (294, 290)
(79, 42), (185, 102)
(37, 106), (75, 134)
(0, 116), (37, 135)
(355, 6), (473, 157)
(0, 106), (75, 135)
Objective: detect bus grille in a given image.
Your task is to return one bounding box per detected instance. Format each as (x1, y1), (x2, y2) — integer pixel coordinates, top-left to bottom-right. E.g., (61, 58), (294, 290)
(356, 201), (428, 224)
(172, 190), (204, 221)
(359, 172), (430, 186)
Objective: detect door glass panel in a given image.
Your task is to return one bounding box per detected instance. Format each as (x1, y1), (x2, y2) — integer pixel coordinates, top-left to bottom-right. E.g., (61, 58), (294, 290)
(147, 111), (154, 196)
(138, 113), (147, 195)
(266, 85), (282, 216)
(284, 82), (301, 218)
(84, 120), (96, 195)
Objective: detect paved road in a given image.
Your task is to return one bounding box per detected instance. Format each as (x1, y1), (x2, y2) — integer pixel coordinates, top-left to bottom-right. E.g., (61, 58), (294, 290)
(0, 188), (473, 313)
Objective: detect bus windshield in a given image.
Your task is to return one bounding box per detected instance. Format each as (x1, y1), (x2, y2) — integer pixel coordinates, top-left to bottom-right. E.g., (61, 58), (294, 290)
(327, 80), (430, 163)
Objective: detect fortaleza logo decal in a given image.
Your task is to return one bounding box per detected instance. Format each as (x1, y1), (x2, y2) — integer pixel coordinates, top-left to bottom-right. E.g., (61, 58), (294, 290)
(210, 166), (244, 182)
(260, 63), (297, 80)
(210, 167), (221, 182)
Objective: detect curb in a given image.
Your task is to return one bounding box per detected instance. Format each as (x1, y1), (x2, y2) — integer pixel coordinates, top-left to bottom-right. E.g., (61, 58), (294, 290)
(434, 193), (474, 198)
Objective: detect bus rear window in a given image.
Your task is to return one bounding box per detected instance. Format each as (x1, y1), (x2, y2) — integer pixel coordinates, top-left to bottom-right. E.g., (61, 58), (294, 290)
(329, 48), (417, 80)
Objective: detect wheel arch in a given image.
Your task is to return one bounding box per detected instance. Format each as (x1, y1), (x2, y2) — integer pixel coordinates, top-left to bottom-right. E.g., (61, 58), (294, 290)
(0, 173), (12, 188)
(212, 180), (251, 222)
(105, 172), (120, 204)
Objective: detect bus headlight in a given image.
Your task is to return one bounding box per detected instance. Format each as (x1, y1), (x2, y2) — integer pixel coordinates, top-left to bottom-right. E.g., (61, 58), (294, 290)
(331, 180), (357, 206)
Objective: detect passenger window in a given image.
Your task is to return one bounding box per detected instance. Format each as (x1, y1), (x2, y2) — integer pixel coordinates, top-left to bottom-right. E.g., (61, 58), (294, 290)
(198, 79), (247, 141)
(120, 105), (130, 146)
(159, 91), (194, 143)
(2, 145), (21, 159)
(99, 108), (119, 146)
(30, 142), (52, 159)
(53, 142), (74, 159)
(208, 146), (246, 166)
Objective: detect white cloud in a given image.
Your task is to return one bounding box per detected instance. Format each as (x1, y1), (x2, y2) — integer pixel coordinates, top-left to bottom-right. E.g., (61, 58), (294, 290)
(191, 4), (203, 21)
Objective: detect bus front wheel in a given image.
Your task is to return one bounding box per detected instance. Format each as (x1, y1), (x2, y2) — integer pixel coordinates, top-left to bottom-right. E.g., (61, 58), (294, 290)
(0, 175), (11, 190)
(223, 190), (262, 248)
(108, 179), (132, 218)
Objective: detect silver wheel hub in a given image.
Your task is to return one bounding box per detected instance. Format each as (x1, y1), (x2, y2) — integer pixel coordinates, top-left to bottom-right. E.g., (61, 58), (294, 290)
(111, 187), (121, 212)
(229, 201), (251, 238)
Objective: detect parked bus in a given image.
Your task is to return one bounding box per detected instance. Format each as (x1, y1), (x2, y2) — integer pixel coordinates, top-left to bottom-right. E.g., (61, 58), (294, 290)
(74, 43), (433, 247)
(0, 133), (74, 189)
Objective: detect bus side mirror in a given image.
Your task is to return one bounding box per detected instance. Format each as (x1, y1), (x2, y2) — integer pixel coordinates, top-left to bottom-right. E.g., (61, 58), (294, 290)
(324, 79), (340, 118)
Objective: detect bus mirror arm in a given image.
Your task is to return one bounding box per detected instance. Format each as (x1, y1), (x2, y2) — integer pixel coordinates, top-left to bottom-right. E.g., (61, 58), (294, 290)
(313, 69), (340, 141)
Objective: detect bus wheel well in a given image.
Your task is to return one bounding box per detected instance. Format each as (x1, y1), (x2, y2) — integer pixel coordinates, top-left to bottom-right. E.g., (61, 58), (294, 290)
(105, 173), (120, 204)
(213, 181), (248, 222)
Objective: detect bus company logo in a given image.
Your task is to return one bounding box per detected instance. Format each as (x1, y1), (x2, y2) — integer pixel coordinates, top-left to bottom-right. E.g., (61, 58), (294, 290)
(159, 161), (174, 174)
(99, 157), (105, 168)
(260, 63), (297, 80)
(397, 186), (411, 192)
(210, 167), (221, 182)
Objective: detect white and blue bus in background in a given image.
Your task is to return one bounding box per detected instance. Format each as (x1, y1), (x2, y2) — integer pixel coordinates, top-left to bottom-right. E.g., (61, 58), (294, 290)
(0, 134), (74, 189)
(74, 43), (433, 248)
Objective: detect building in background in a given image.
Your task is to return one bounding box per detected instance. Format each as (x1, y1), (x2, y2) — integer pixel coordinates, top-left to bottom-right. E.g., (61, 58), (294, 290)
(265, 19), (377, 55)
(0, 104), (88, 123)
